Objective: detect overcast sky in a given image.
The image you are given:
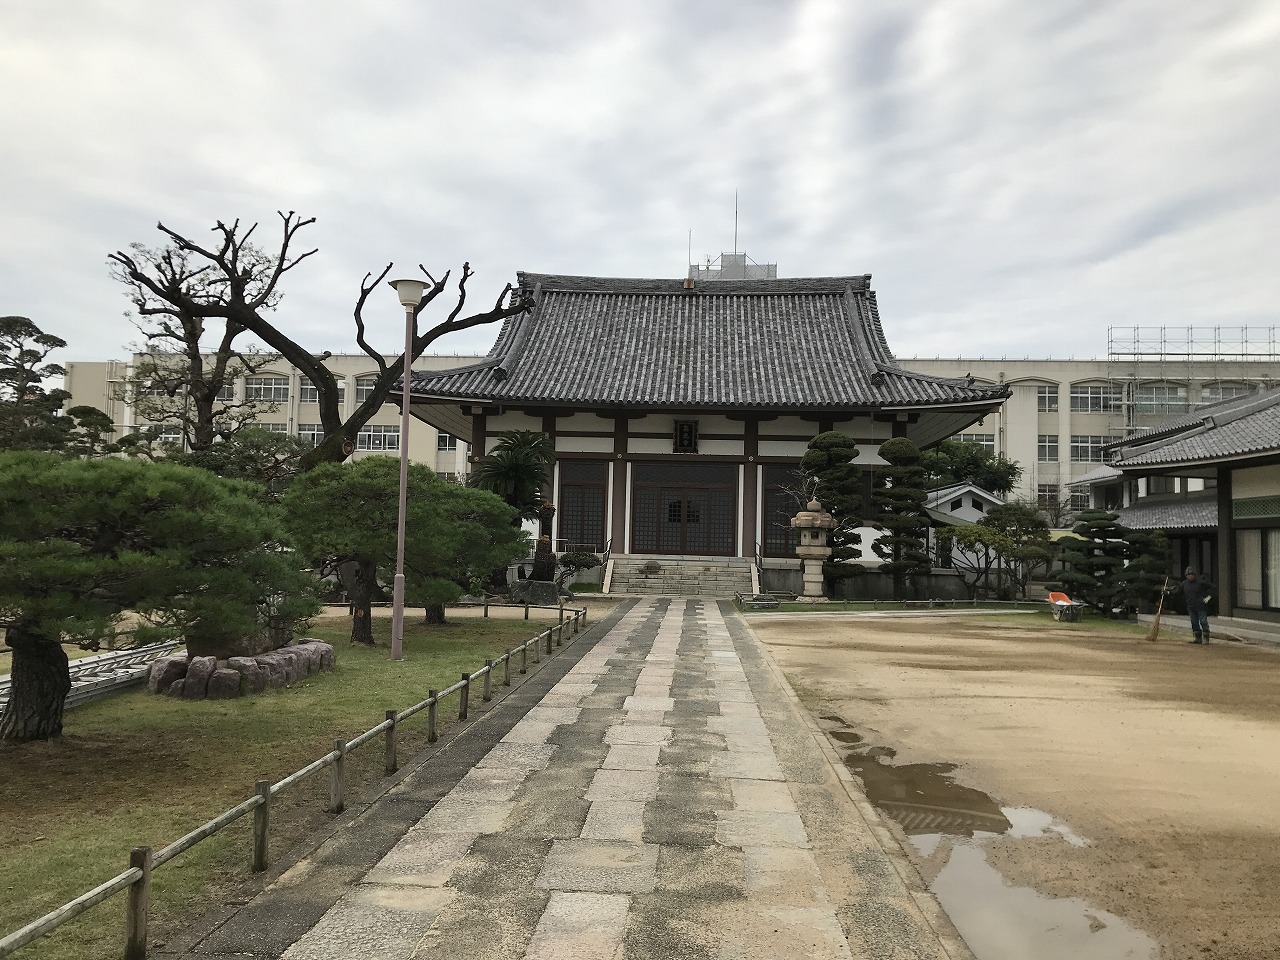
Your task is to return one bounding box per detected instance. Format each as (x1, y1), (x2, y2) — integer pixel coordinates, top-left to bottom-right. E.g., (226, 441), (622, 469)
(3, 0), (1278, 369)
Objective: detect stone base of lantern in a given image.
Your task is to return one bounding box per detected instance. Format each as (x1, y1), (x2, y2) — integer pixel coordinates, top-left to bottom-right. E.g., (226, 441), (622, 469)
(800, 558), (826, 599)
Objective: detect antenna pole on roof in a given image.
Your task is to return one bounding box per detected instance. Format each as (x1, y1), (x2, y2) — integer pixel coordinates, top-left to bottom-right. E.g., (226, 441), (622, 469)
(734, 190), (739, 254)
(688, 229), (692, 272)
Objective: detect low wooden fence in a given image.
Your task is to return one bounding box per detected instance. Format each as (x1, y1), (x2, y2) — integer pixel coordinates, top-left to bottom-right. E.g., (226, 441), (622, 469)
(0, 603), (588, 960)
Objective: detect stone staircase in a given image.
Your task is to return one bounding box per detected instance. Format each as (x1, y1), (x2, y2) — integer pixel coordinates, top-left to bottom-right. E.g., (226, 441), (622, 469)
(607, 556), (754, 598)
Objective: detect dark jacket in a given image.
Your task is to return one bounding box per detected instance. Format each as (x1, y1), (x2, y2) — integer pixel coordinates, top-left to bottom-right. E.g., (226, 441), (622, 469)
(1180, 576), (1215, 612)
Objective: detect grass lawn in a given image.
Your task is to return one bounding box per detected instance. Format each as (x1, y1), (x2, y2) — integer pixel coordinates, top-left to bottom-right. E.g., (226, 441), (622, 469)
(0, 613), (566, 960)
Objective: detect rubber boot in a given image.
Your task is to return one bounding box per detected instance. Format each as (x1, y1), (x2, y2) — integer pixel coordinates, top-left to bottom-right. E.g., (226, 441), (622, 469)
(1190, 633), (1203, 644)
(1202, 632), (1210, 645)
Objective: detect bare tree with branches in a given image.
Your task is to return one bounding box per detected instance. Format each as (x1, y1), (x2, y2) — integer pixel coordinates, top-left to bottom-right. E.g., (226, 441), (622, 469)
(109, 212), (532, 470)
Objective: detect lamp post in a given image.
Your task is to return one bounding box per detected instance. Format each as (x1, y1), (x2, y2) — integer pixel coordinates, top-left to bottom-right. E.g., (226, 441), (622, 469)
(387, 277), (425, 661)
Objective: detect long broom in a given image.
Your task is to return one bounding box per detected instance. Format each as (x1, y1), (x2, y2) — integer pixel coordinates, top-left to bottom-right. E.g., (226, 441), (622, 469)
(1144, 576), (1170, 642)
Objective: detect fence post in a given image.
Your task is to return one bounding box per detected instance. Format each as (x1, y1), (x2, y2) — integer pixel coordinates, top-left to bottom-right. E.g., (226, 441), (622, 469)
(545, 628), (553, 655)
(503, 650), (512, 686)
(533, 634), (541, 663)
(385, 709), (398, 775)
(124, 846), (151, 960)
(483, 660), (493, 702)
(483, 601), (489, 618)
(330, 739), (347, 814)
(521, 641), (528, 673)
(559, 601), (565, 625)
(252, 780), (271, 872)
(524, 603), (530, 620)
(427, 690), (439, 743)
(459, 673), (470, 720)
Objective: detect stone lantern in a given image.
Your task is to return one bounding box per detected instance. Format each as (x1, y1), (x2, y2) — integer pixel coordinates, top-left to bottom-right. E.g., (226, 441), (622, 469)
(791, 499), (835, 600)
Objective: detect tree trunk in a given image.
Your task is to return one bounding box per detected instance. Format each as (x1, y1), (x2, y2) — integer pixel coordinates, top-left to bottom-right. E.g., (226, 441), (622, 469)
(348, 557), (377, 645)
(423, 603), (446, 625)
(0, 624), (71, 743)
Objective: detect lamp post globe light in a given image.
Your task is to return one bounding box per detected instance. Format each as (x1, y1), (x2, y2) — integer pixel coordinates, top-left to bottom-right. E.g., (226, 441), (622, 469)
(387, 277), (425, 661)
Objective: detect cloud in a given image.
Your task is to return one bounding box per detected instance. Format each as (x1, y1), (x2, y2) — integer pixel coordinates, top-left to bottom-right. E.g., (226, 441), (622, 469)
(1, 0), (1277, 369)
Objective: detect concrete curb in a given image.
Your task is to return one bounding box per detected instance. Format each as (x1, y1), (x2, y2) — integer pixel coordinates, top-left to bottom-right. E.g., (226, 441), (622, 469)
(733, 608), (977, 960)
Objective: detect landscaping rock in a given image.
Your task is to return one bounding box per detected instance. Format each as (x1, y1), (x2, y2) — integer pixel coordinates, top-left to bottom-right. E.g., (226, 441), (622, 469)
(258, 652), (287, 688)
(148, 655), (188, 695)
(313, 642), (335, 670)
(183, 656), (217, 699)
(510, 579), (560, 606)
(167, 678), (185, 697)
(207, 668), (243, 699)
(227, 656), (266, 693)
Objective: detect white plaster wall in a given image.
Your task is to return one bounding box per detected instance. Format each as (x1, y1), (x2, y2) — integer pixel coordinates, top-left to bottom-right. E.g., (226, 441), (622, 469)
(488, 411), (542, 432)
(557, 412), (612, 432)
(697, 439), (745, 456)
(628, 438), (675, 455)
(759, 440), (810, 458)
(759, 416), (813, 436)
(833, 418), (892, 439)
(557, 436), (613, 453)
(1233, 464), (1280, 499)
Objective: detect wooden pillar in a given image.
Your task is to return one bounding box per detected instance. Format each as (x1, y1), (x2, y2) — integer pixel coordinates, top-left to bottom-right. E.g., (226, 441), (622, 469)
(470, 408), (488, 461)
(742, 419), (759, 559)
(1217, 466), (1233, 617)
(611, 417), (629, 550)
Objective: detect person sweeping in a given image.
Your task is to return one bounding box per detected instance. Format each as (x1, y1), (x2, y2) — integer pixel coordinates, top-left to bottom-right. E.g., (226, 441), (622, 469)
(1180, 567), (1216, 644)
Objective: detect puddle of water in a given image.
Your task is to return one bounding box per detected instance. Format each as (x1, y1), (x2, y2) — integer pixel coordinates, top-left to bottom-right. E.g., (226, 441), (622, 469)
(821, 716), (1156, 960)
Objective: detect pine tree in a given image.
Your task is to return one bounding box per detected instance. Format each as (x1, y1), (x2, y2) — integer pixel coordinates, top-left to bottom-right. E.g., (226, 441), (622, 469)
(872, 438), (931, 600)
(799, 431), (863, 583)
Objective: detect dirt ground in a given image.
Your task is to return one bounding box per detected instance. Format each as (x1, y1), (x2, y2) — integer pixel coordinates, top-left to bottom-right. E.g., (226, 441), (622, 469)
(749, 611), (1280, 960)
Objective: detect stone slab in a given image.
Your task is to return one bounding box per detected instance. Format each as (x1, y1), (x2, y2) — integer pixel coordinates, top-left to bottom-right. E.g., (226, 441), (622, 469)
(536, 839), (659, 894)
(604, 724), (672, 746)
(524, 891), (631, 960)
(279, 886), (454, 959)
(716, 810), (810, 848)
(581, 800), (647, 843)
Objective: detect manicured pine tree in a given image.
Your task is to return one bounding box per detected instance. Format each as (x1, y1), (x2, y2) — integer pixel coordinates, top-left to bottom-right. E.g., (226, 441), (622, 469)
(799, 431), (863, 584)
(1056, 509), (1157, 614)
(872, 437), (932, 600)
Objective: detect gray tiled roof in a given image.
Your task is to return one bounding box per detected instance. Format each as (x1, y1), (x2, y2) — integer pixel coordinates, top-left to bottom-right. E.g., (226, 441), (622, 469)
(409, 273), (1011, 411)
(1115, 491), (1218, 531)
(1114, 388), (1280, 468)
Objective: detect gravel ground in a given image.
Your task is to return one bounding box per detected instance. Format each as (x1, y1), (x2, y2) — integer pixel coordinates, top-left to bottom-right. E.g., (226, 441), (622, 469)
(749, 612), (1280, 960)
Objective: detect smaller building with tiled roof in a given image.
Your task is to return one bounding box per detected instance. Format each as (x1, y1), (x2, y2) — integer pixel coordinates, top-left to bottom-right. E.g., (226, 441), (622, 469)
(1103, 386), (1280, 623)
(406, 271), (1010, 562)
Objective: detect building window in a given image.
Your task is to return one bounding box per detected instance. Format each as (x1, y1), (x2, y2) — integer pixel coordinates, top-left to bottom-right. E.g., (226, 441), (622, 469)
(1201, 383), (1252, 405)
(1070, 435), (1109, 462)
(1069, 491), (1090, 511)
(1147, 476), (1176, 495)
(156, 424), (183, 444)
(971, 498), (985, 513)
(244, 376), (290, 402)
(355, 377), (378, 403)
(297, 423), (324, 447)
(437, 432), (458, 452)
(255, 422), (289, 433)
(1135, 383), (1188, 415)
(356, 424), (399, 451)
(1036, 483), (1060, 507)
(957, 433), (995, 452)
(950, 498), (963, 511)
(1037, 435), (1058, 462)
(140, 382), (173, 398)
(215, 383), (235, 401)
(1037, 386), (1058, 413)
(299, 379), (346, 404)
(1070, 384), (1120, 413)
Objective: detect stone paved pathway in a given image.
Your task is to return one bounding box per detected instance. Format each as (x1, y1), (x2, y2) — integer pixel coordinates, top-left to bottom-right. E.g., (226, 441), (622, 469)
(204, 599), (968, 959)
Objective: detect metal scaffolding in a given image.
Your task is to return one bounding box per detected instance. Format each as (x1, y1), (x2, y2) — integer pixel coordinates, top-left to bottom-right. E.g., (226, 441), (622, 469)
(1106, 326), (1280, 431)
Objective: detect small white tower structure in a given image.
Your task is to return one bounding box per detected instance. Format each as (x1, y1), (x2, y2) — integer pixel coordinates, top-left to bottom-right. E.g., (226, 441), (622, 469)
(791, 499), (835, 600)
